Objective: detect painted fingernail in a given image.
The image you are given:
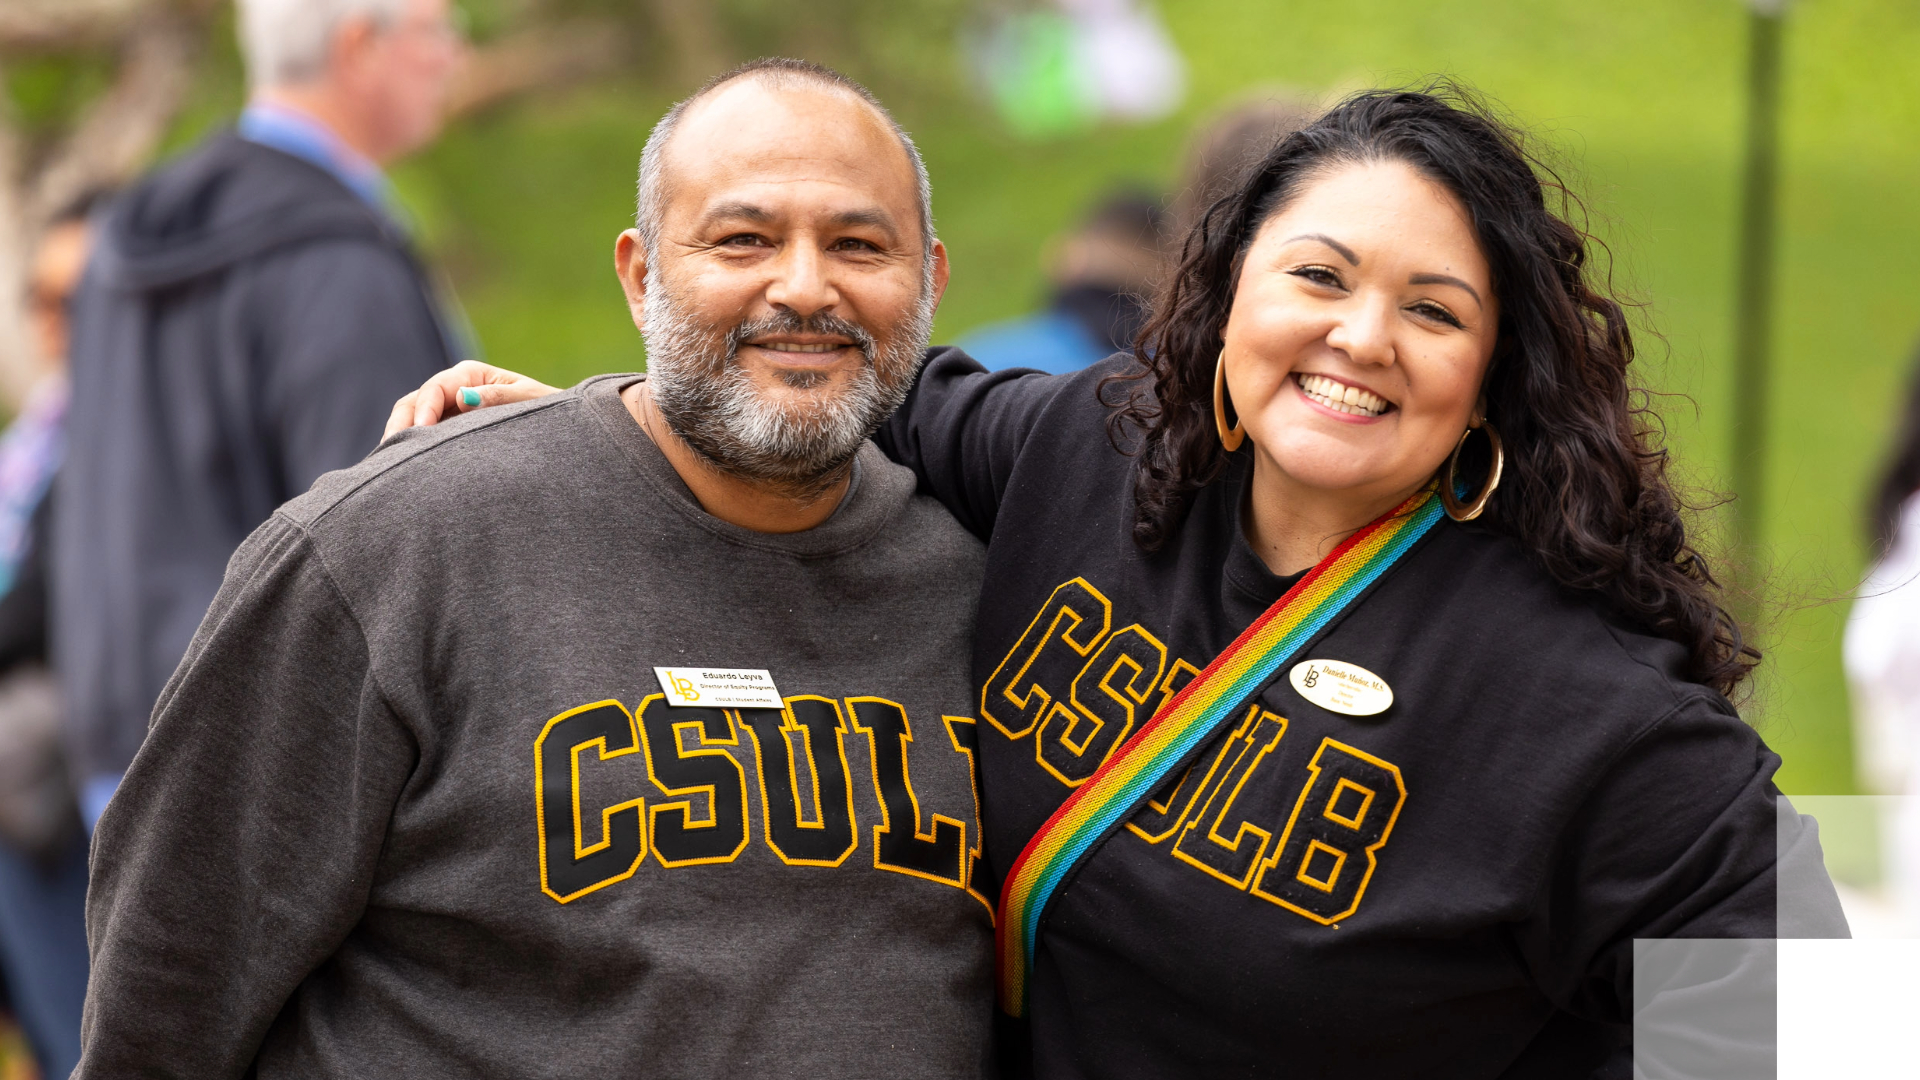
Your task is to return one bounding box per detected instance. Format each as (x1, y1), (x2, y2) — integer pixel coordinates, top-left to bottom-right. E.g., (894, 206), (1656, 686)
(459, 387), (481, 408)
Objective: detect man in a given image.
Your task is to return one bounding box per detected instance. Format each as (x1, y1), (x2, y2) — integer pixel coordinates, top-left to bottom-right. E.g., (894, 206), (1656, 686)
(54, 0), (467, 831)
(79, 60), (995, 1078)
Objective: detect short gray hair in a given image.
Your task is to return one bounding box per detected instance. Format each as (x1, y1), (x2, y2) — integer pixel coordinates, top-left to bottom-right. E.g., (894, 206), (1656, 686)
(635, 58), (935, 260)
(236, 0), (409, 88)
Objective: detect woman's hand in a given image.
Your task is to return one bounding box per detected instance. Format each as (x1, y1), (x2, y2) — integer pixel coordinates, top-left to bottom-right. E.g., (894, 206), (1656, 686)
(384, 361), (561, 440)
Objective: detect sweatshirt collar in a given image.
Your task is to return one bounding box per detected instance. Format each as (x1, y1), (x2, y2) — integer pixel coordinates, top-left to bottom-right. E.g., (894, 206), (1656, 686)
(1223, 457), (1306, 611)
(238, 102), (392, 212)
(584, 375), (908, 559)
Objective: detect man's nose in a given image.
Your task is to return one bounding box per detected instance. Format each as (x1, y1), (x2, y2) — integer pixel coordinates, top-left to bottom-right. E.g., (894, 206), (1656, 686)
(764, 242), (841, 317)
(1324, 292), (1395, 367)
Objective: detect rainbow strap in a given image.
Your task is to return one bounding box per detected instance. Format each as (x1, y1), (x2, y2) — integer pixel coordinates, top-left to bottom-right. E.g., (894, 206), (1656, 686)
(994, 488), (1445, 1015)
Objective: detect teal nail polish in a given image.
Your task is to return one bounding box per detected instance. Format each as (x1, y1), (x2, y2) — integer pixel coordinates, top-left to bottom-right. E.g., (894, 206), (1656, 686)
(459, 387), (481, 408)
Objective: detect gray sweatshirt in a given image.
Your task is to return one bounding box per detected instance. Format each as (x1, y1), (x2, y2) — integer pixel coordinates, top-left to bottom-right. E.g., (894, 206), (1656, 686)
(79, 375), (995, 1079)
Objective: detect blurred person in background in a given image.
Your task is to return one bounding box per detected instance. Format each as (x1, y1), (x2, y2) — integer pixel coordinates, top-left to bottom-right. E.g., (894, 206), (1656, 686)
(959, 96), (1312, 377)
(1845, 343), (1920, 932)
(958, 189), (1169, 373)
(1172, 94), (1316, 237)
(54, 0), (468, 833)
(0, 193), (107, 1080)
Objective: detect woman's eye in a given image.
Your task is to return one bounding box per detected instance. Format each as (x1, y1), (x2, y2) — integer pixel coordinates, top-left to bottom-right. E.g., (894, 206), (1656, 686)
(1411, 301), (1464, 329)
(1289, 265), (1344, 288)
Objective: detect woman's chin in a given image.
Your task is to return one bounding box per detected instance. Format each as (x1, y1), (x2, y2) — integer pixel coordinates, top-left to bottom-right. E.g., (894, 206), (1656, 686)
(1262, 444), (1448, 506)
(1254, 431), (1390, 488)
(1262, 459), (1390, 497)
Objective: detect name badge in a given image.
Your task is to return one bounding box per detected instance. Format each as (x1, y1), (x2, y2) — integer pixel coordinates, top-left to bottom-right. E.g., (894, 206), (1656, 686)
(654, 667), (784, 709)
(1288, 659), (1393, 717)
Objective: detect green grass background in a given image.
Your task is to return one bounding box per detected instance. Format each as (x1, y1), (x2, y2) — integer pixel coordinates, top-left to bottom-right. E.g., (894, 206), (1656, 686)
(379, 0), (1919, 796)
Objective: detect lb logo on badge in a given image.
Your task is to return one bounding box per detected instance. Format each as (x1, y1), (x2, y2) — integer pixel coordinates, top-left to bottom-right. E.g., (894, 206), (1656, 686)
(668, 673), (699, 701)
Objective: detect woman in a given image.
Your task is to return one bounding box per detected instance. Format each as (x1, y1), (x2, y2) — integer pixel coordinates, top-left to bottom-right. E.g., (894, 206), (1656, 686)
(1846, 345), (1920, 932)
(395, 87), (1827, 1076)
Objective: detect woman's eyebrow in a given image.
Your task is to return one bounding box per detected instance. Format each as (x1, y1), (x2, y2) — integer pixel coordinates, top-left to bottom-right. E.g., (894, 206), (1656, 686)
(1410, 271), (1483, 308)
(1284, 233), (1359, 265)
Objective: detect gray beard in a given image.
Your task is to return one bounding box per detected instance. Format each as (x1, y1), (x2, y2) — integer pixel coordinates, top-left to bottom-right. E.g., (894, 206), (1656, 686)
(641, 271), (934, 503)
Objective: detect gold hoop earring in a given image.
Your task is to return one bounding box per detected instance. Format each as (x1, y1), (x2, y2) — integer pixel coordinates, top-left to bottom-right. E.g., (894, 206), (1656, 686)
(1213, 349), (1245, 452)
(1440, 420), (1503, 522)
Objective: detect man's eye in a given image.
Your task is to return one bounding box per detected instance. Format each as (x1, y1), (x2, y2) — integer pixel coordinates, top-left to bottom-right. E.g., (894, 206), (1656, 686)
(832, 238), (879, 252)
(719, 234), (768, 247)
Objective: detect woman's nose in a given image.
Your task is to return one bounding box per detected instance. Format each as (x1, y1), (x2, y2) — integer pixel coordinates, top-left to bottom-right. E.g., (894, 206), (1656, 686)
(1323, 294), (1396, 367)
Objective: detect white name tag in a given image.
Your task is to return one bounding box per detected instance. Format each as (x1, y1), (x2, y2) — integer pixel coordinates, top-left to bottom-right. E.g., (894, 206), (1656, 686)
(1288, 659), (1393, 717)
(653, 667), (784, 709)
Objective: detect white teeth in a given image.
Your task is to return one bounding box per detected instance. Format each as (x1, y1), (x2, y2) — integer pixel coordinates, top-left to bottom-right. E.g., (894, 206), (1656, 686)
(1297, 374), (1387, 417)
(760, 343), (842, 354)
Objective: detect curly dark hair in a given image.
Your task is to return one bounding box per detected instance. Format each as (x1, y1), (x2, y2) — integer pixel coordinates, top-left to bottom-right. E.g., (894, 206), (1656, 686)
(1105, 84), (1758, 696)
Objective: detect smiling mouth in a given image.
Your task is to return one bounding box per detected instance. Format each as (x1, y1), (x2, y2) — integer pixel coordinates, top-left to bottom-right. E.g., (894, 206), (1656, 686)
(1297, 373), (1391, 418)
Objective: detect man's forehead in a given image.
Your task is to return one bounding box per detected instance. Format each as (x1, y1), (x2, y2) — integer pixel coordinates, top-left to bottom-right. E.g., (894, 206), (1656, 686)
(659, 80), (917, 225)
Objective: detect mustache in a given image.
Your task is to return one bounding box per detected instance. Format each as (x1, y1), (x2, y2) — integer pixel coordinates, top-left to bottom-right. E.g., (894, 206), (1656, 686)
(724, 309), (876, 361)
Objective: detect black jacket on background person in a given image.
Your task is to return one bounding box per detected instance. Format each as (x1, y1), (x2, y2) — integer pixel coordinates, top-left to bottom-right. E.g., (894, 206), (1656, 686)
(877, 348), (1843, 1079)
(0, 498), (51, 674)
(54, 132), (456, 789)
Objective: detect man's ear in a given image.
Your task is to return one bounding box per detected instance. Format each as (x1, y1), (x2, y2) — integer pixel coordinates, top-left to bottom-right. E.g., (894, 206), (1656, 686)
(929, 238), (951, 314)
(327, 14), (381, 82)
(615, 229), (649, 331)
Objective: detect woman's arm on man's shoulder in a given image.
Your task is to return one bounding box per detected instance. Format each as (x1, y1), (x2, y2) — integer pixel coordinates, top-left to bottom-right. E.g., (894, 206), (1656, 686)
(384, 347), (1078, 541)
(382, 360), (561, 442)
(874, 346), (1074, 541)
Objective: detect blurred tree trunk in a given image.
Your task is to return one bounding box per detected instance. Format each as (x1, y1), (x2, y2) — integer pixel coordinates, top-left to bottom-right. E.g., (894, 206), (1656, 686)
(447, 20), (629, 117)
(0, 0), (210, 409)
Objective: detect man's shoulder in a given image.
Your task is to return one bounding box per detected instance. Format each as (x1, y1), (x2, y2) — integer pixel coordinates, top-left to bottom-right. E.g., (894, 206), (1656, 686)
(279, 379), (618, 534)
(882, 458), (989, 561)
(95, 131), (394, 293)
(148, 130), (362, 216)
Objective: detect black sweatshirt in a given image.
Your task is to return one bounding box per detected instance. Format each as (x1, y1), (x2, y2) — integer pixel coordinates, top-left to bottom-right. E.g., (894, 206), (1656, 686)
(877, 349), (1837, 1079)
(54, 132), (456, 784)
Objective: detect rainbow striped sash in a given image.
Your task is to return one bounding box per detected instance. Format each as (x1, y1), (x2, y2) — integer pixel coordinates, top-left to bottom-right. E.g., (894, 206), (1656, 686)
(995, 487), (1445, 1015)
